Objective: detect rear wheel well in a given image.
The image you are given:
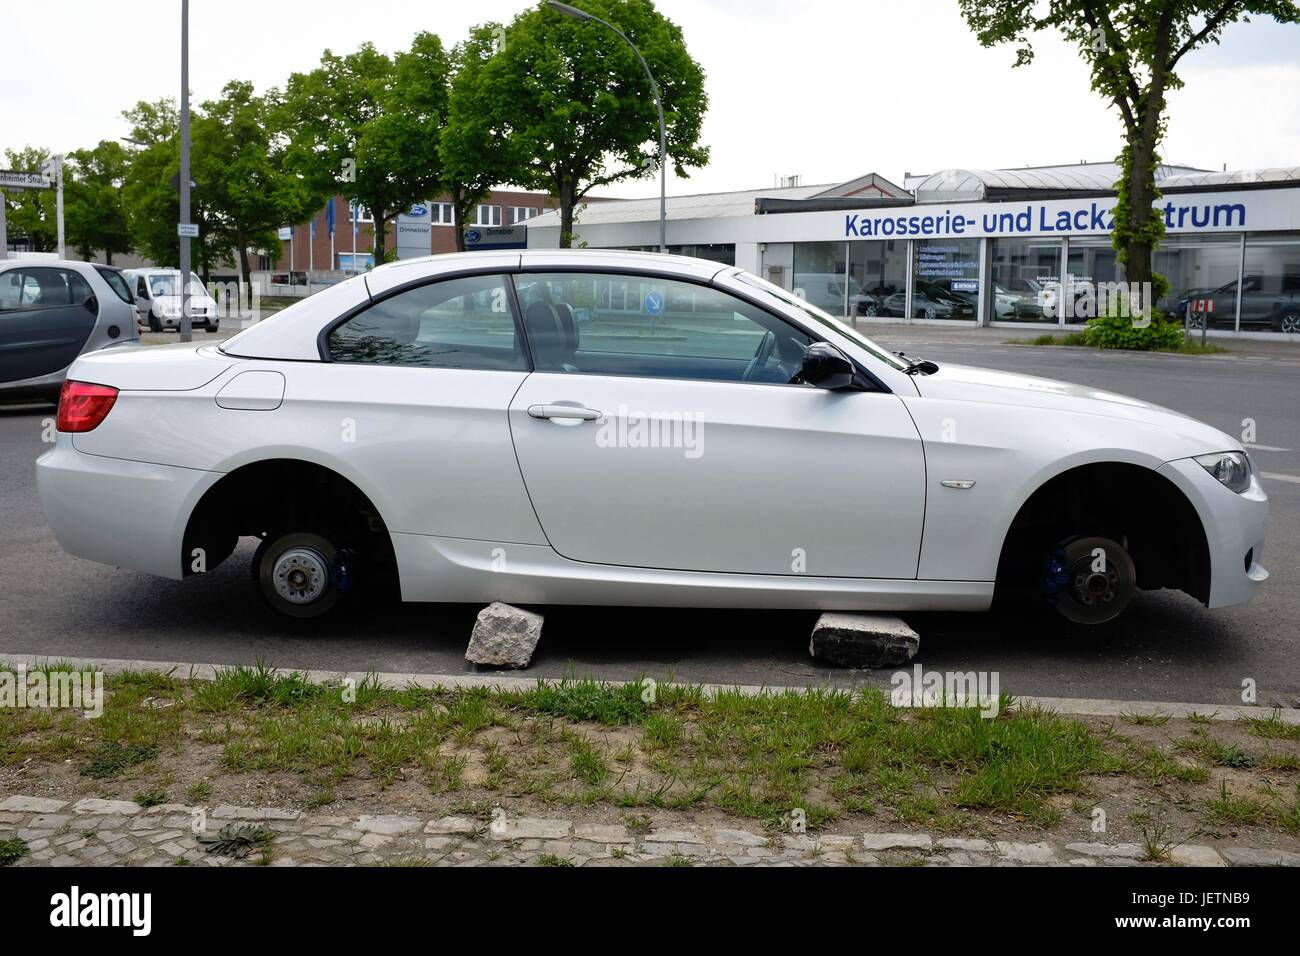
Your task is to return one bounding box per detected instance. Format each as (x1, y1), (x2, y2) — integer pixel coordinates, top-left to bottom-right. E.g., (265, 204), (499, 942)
(995, 462), (1211, 605)
(182, 459), (395, 583)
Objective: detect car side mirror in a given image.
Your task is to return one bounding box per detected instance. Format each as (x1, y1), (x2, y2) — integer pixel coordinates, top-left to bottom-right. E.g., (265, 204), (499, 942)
(800, 342), (856, 390)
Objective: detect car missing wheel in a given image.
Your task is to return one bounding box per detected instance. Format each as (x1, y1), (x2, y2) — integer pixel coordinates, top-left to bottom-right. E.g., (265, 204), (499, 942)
(35, 250), (1268, 623)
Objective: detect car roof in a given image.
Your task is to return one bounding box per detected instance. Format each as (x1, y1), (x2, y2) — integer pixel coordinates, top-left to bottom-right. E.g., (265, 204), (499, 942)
(225, 249), (735, 361)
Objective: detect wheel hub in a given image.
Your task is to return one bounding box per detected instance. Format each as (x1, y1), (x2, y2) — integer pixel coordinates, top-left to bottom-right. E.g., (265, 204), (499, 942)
(1072, 565), (1120, 606)
(272, 547), (329, 604)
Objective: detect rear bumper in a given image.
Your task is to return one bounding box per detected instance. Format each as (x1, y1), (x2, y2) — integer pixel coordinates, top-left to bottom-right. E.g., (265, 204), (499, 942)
(36, 436), (220, 579)
(1158, 457), (1269, 609)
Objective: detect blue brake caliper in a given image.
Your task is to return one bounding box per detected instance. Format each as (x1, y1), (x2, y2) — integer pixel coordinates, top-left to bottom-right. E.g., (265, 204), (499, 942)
(332, 551), (353, 594)
(1043, 546), (1070, 603)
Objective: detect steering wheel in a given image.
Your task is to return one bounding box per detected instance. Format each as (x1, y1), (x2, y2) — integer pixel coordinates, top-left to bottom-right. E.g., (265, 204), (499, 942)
(742, 330), (777, 382)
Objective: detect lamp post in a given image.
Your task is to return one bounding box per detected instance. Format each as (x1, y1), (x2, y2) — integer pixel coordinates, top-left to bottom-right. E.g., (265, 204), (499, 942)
(546, 1), (666, 253)
(178, 0), (193, 342)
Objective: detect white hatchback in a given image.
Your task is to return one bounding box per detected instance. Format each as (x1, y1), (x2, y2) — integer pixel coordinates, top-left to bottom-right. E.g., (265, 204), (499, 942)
(36, 250), (1268, 623)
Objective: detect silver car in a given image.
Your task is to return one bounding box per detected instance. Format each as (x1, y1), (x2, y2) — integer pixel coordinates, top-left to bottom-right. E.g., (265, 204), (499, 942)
(0, 259), (140, 403)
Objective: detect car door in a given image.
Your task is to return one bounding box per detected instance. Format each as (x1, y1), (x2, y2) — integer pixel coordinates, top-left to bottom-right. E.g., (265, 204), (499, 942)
(0, 267), (98, 384)
(507, 270), (926, 579)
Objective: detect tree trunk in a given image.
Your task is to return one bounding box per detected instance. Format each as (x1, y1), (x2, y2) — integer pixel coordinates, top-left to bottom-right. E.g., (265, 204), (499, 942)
(1123, 132), (1156, 291)
(453, 187), (468, 253)
(558, 177), (575, 249)
(237, 229), (251, 312)
(105, 249), (113, 266)
(373, 210), (386, 265)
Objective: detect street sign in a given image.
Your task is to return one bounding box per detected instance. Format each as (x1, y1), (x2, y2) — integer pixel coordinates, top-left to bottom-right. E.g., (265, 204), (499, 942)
(0, 170), (50, 190)
(463, 224), (527, 250)
(177, 223), (199, 238)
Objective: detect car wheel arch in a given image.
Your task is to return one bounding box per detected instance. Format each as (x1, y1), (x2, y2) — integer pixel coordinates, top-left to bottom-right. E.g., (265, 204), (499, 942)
(181, 457), (397, 582)
(992, 460), (1212, 606)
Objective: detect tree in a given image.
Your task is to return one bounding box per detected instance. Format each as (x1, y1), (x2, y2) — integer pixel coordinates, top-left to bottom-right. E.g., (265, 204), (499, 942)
(194, 81), (323, 301)
(65, 140), (133, 264)
(441, 24), (527, 252)
(2, 146), (58, 253)
(483, 0), (710, 247)
(280, 34), (451, 264)
(957, 0), (1300, 312)
(120, 99), (232, 279)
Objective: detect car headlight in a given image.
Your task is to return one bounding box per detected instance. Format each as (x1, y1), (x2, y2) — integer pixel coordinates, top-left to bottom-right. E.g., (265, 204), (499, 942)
(1194, 451), (1252, 493)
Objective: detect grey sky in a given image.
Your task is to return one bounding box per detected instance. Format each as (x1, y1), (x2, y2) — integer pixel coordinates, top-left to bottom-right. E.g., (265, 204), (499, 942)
(3, 0), (1297, 197)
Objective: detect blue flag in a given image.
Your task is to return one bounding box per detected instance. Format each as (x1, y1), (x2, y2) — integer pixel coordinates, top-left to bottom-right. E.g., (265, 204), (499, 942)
(325, 197), (336, 236)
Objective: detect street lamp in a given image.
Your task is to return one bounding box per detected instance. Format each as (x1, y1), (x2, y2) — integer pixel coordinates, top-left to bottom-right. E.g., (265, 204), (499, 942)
(547, 1), (667, 253)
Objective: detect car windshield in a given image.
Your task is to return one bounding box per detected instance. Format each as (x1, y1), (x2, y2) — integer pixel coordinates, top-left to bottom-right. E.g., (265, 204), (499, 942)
(732, 270), (908, 371)
(149, 273), (205, 297)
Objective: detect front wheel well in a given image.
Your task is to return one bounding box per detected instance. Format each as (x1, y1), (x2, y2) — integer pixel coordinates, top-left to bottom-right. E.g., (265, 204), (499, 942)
(994, 462), (1211, 605)
(181, 459), (395, 580)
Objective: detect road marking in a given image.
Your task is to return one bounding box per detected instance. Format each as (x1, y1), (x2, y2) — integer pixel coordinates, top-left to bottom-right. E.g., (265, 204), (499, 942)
(1, 653), (1295, 723)
(1243, 443), (1291, 452)
(1262, 472), (1300, 484)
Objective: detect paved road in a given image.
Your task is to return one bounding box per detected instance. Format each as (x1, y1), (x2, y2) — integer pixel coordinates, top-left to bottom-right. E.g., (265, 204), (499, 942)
(2, 338), (1297, 706)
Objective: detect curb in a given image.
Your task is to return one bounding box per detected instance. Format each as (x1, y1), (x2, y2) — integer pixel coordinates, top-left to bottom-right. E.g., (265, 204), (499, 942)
(3, 652), (1296, 724)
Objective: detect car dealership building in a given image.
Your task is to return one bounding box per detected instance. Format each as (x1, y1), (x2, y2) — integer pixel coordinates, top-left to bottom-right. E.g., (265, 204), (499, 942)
(526, 162), (1300, 339)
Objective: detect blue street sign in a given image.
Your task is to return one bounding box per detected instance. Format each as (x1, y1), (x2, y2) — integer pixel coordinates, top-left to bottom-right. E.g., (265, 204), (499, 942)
(644, 290), (665, 316)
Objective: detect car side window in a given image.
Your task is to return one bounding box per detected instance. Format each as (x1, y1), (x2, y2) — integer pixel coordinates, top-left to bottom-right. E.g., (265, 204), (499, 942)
(96, 267), (134, 304)
(328, 273), (526, 371)
(0, 272), (24, 312)
(513, 272), (812, 385)
(2, 269), (92, 311)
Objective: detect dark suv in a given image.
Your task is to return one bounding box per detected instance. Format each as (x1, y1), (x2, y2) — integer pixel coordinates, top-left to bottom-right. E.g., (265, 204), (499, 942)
(1179, 274), (1300, 333)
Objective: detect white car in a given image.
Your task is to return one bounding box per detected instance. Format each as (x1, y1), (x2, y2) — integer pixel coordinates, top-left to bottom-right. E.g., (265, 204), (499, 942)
(122, 269), (220, 333)
(36, 250), (1268, 624)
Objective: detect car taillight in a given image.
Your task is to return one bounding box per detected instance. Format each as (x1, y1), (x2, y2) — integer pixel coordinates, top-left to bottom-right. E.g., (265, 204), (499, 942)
(57, 381), (118, 432)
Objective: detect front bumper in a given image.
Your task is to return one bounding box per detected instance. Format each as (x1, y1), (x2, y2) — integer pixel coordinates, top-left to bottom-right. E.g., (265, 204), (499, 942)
(36, 435), (220, 580)
(1158, 457), (1269, 609)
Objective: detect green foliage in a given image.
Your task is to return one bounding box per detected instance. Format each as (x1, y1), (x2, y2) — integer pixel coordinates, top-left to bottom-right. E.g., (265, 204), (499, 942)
(2, 146), (58, 252)
(441, 23), (529, 251)
(194, 80), (325, 289)
(65, 141), (134, 263)
(280, 33), (451, 261)
(479, 0), (710, 245)
(957, 1), (1300, 291)
(1083, 310), (1185, 350)
(120, 98), (232, 276)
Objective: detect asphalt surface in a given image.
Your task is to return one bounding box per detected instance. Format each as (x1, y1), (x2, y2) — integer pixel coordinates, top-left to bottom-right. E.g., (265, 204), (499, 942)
(2, 334), (1298, 706)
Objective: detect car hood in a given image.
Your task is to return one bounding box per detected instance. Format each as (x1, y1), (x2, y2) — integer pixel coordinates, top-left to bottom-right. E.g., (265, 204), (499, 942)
(911, 362), (1240, 457)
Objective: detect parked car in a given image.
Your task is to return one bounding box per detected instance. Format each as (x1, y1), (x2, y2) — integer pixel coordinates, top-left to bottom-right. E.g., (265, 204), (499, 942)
(37, 250), (1267, 626)
(880, 282), (976, 320)
(123, 269), (220, 333)
(1177, 274), (1300, 333)
(0, 259), (139, 403)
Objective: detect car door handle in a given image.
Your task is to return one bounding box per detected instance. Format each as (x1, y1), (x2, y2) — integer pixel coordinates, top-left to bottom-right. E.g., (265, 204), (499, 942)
(527, 404), (602, 421)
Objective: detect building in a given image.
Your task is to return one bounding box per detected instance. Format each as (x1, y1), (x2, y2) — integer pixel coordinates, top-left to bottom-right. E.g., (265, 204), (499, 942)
(269, 188), (563, 274)
(526, 162), (1300, 339)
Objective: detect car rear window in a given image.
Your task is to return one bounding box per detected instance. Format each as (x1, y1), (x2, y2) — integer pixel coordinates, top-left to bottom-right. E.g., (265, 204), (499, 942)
(95, 267), (135, 304)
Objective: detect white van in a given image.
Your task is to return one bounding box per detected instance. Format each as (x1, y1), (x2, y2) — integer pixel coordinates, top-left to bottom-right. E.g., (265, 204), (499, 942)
(122, 269), (220, 332)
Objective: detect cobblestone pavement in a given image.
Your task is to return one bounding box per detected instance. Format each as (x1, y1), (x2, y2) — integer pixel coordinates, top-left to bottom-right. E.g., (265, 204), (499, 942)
(3, 795), (1298, 867)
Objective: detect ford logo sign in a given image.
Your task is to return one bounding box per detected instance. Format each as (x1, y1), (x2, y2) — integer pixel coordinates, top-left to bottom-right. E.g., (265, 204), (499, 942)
(407, 205), (428, 217)
(465, 229), (482, 244)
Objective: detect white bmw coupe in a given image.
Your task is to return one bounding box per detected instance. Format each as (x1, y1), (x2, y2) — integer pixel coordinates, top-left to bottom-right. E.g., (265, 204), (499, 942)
(37, 250), (1268, 623)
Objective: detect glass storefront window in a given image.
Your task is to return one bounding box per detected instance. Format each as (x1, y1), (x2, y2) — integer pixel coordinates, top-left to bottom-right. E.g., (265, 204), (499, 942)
(1065, 237), (1123, 324)
(847, 240), (907, 319)
(1242, 234), (1300, 335)
(908, 239), (979, 320)
(1153, 234), (1241, 328)
(792, 241), (848, 315)
(990, 238), (1062, 324)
